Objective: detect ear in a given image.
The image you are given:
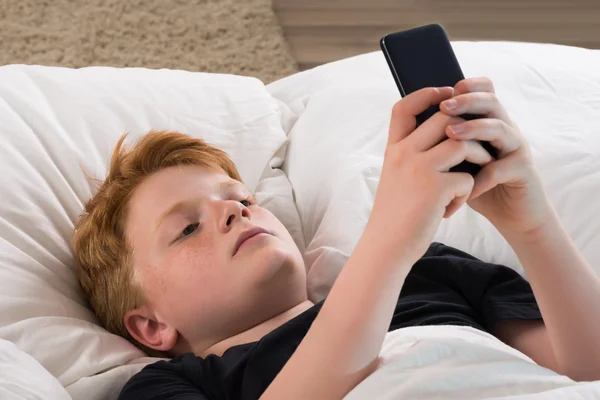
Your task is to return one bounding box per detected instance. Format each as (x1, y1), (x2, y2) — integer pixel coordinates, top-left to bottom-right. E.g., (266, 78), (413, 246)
(124, 307), (178, 352)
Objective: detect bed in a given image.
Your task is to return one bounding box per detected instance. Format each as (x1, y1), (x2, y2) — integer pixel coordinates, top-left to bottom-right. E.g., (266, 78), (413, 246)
(1, 41), (600, 399)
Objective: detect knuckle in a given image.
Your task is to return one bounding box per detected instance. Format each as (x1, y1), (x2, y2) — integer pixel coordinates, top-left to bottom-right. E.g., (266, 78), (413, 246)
(454, 138), (469, 152)
(440, 112), (462, 125)
(455, 80), (467, 92)
(432, 111), (452, 128)
(391, 100), (405, 118)
(457, 174), (475, 193)
(386, 143), (408, 164)
(488, 92), (500, 105)
(453, 173), (474, 195)
(486, 164), (498, 180)
(466, 173), (475, 186)
(464, 175), (476, 192)
(499, 119), (511, 134)
(433, 110), (446, 120)
(425, 87), (439, 96)
(482, 77), (495, 90)
(451, 115), (466, 125)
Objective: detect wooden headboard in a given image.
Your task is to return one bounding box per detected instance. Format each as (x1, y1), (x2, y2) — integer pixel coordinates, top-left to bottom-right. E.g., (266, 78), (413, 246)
(274, 0), (600, 70)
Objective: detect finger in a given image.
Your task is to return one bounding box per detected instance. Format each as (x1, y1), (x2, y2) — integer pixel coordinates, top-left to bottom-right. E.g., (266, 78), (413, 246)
(440, 92), (510, 121)
(454, 77), (495, 95)
(388, 86), (454, 145)
(442, 172), (475, 218)
(444, 195), (468, 219)
(428, 138), (494, 172)
(446, 118), (521, 158)
(469, 153), (522, 200)
(406, 111), (465, 152)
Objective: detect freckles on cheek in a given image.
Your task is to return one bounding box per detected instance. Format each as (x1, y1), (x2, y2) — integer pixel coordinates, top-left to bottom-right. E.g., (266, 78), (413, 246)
(182, 241), (216, 269)
(161, 243), (219, 292)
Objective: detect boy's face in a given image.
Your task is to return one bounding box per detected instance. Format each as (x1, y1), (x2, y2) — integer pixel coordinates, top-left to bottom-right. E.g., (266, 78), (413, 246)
(124, 164), (308, 354)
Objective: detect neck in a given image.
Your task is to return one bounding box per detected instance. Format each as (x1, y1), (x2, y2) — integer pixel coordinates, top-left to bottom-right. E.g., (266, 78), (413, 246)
(199, 300), (314, 358)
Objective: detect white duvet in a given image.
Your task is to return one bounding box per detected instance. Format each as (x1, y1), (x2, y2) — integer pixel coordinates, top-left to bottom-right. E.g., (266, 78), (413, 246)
(1, 40), (600, 399)
(346, 326), (600, 400)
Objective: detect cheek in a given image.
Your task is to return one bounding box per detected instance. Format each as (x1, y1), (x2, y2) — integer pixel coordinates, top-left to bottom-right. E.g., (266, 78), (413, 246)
(158, 245), (244, 327)
(157, 241), (231, 297)
(271, 220), (302, 257)
(256, 209), (293, 241)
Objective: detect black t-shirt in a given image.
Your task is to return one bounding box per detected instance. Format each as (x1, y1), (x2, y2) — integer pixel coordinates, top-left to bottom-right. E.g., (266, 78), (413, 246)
(119, 242), (542, 400)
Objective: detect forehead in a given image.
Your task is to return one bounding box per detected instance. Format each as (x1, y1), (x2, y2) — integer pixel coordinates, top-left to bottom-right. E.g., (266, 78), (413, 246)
(140, 164), (235, 193)
(128, 165), (240, 213)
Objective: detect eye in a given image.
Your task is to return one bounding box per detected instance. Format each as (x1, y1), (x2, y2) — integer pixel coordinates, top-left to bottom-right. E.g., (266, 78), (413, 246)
(240, 195), (256, 207)
(177, 223), (199, 241)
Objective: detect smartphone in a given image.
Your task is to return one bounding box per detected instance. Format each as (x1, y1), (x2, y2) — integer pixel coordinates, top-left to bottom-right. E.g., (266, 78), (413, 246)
(380, 24), (497, 176)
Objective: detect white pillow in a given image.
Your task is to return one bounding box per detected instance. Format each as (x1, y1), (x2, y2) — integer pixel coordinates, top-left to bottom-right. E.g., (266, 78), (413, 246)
(0, 65), (303, 399)
(267, 42), (600, 301)
(0, 339), (71, 400)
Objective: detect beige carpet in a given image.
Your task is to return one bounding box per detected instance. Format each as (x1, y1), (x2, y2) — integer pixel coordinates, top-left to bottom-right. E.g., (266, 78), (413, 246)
(0, 0), (299, 84)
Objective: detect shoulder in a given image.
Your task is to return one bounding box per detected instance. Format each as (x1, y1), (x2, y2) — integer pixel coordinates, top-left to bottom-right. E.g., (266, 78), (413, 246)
(119, 353), (210, 400)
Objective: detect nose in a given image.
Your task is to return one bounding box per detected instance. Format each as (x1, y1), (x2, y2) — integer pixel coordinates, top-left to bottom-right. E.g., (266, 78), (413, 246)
(219, 200), (251, 232)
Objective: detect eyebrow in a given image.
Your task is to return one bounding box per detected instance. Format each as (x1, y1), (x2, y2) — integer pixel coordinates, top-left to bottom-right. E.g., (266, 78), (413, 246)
(152, 180), (242, 235)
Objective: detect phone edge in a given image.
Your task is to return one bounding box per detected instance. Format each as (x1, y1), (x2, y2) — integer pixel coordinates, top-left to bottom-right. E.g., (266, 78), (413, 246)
(379, 36), (407, 98)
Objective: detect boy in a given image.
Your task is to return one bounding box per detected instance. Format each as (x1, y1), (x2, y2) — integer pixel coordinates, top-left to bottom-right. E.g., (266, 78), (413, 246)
(72, 78), (600, 399)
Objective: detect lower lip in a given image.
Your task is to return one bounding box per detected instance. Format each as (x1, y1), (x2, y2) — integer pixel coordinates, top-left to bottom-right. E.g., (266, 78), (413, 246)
(236, 232), (270, 254)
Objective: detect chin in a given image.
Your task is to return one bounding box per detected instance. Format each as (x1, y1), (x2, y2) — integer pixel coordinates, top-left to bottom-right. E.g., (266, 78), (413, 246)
(245, 243), (302, 283)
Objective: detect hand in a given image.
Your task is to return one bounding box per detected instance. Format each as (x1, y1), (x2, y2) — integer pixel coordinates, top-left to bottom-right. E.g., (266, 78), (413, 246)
(440, 77), (551, 237)
(367, 86), (492, 262)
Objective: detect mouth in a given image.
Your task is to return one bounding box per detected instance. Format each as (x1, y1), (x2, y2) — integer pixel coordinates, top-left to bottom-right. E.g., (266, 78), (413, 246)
(233, 226), (271, 256)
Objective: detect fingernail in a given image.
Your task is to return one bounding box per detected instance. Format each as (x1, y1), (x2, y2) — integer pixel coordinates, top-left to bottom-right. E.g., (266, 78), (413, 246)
(450, 124), (464, 134)
(443, 99), (457, 110)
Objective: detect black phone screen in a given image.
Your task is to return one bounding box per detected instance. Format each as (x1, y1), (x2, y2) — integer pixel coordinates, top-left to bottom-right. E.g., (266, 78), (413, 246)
(380, 24), (466, 126)
(381, 25), (464, 95)
(380, 24), (497, 175)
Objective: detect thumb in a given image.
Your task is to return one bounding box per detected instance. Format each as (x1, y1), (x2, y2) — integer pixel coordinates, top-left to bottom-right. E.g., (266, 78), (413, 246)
(387, 86), (454, 146)
(442, 172), (475, 218)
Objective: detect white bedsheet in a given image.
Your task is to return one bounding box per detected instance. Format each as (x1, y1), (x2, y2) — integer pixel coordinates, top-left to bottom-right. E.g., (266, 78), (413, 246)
(346, 326), (600, 399)
(0, 339), (71, 400)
